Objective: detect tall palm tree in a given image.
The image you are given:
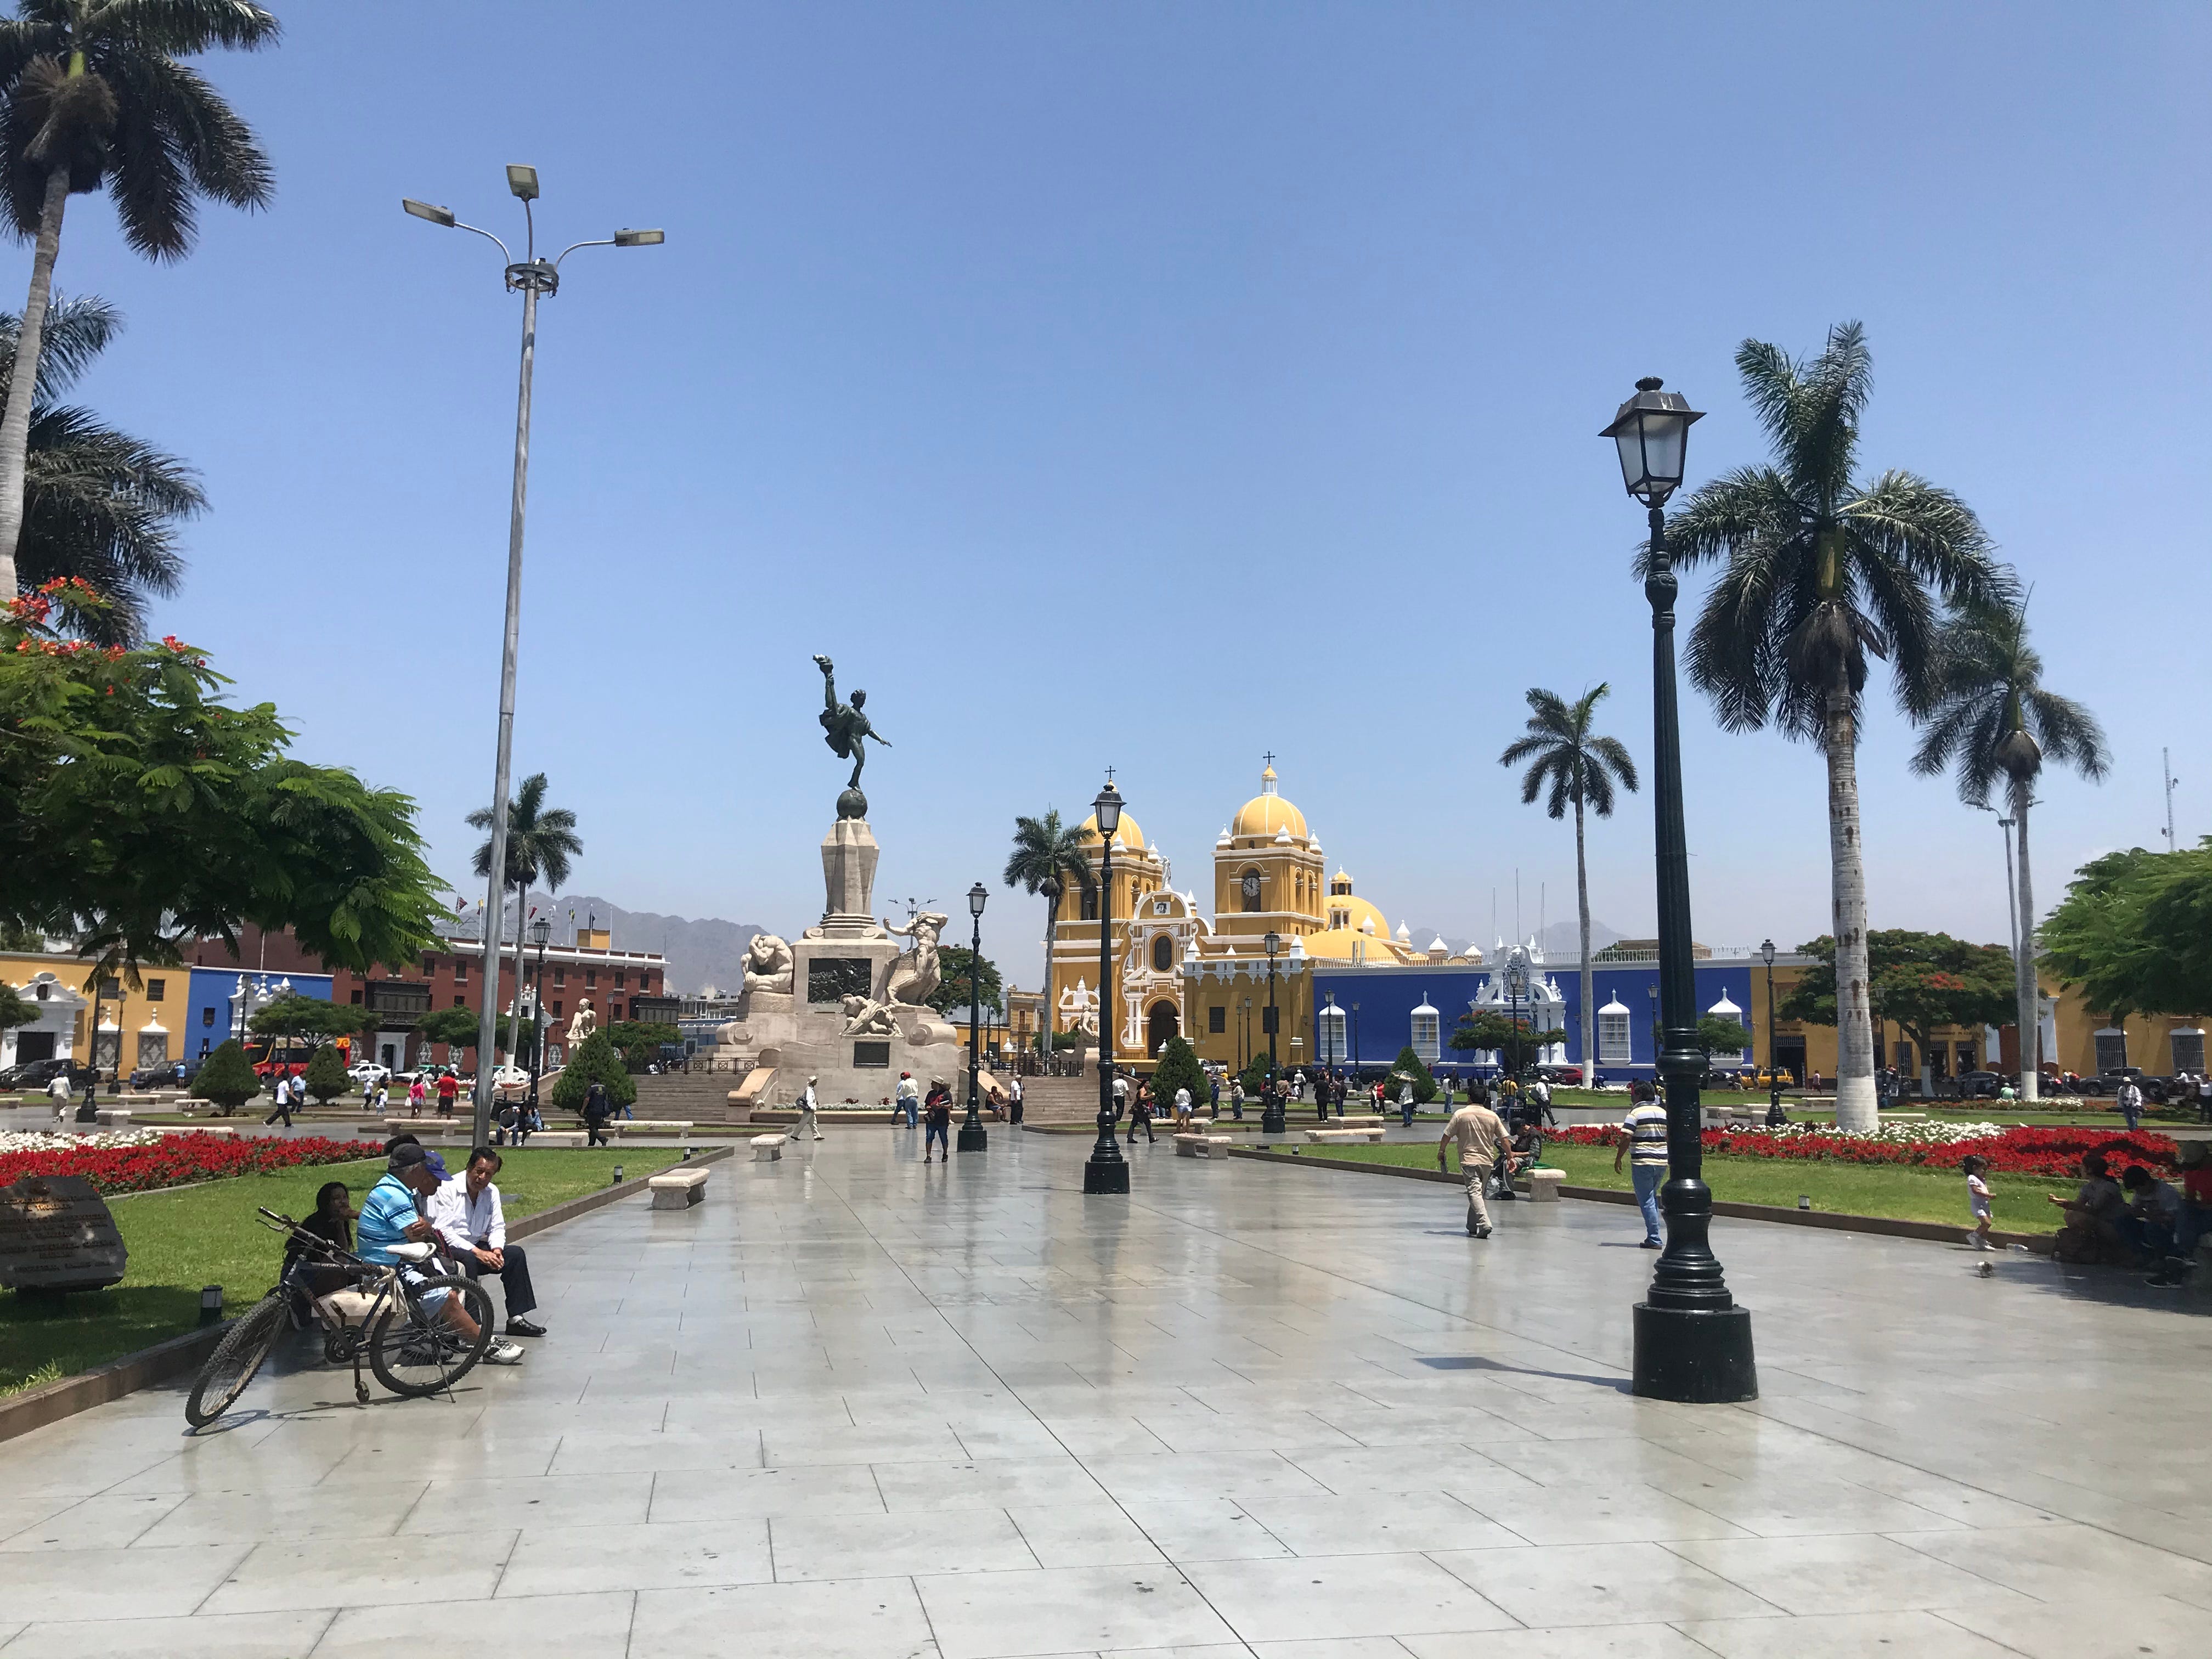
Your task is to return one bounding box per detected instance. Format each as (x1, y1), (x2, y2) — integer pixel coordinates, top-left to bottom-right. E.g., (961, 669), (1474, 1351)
(468, 771), (581, 1060)
(1499, 685), (1638, 1091)
(0, 1), (278, 603)
(2, 292), (202, 641)
(1002, 808), (1093, 1064)
(1911, 596), (2108, 1103)
(1663, 321), (2012, 1131)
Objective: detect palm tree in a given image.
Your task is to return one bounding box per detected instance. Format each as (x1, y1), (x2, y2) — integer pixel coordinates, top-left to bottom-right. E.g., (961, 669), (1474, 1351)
(1911, 596), (2108, 1103)
(0, 1), (278, 604)
(1663, 321), (2012, 1131)
(468, 771), (582, 1060)
(1, 292), (201, 641)
(1003, 808), (1093, 1067)
(1499, 685), (1638, 1092)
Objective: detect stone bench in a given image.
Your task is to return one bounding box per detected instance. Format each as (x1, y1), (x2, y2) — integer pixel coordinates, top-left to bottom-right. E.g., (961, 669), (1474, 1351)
(615, 1120), (692, 1137)
(175, 1125), (239, 1138)
(1327, 1115), (1388, 1128)
(1514, 1167), (1566, 1203)
(1305, 1127), (1385, 1144)
(524, 1130), (589, 1148)
(648, 1166), (712, 1210)
(1173, 1133), (1233, 1159)
(752, 1133), (788, 1162)
(93, 1108), (131, 1127)
(379, 1118), (459, 1133)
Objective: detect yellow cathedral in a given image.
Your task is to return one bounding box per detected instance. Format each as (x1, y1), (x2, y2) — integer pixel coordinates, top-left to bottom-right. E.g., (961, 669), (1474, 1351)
(1045, 764), (1479, 1075)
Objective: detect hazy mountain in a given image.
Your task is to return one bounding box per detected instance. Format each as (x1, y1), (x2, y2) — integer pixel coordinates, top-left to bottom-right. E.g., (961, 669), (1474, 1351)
(456, 891), (764, 996)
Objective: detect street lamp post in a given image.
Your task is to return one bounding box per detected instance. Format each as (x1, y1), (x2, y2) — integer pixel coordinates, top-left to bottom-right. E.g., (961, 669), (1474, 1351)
(402, 169), (663, 1147)
(1084, 783), (1130, 1194)
(1760, 938), (1780, 1117)
(1602, 375), (1756, 1402)
(1351, 1002), (1361, 1075)
(527, 916), (552, 1120)
(960, 882), (990, 1152)
(1505, 956), (1528, 1084)
(1261, 932), (1284, 1133)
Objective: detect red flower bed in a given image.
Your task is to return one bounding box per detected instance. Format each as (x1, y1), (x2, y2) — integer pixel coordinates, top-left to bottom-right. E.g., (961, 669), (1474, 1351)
(1550, 1123), (2180, 1178)
(0, 1135), (383, 1196)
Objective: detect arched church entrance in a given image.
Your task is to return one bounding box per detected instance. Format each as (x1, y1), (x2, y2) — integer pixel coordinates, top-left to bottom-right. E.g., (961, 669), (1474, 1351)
(1146, 1001), (1179, 1057)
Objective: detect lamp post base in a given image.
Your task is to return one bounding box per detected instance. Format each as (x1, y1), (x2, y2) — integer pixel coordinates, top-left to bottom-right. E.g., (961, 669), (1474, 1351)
(1083, 1155), (1130, 1194)
(956, 1123), (988, 1152)
(1630, 1301), (1758, 1403)
(1260, 1106), (1286, 1135)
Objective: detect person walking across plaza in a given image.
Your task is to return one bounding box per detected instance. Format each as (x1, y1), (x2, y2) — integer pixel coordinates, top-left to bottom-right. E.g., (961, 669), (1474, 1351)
(431, 1147), (547, 1339)
(583, 1080), (613, 1147)
(923, 1081), (951, 1160)
(2117, 1074), (2145, 1132)
(1963, 1153), (1995, 1251)
(47, 1069), (72, 1121)
(896, 1070), (919, 1128)
(1397, 1072), (1417, 1128)
(1008, 1074), (1023, 1126)
(1615, 1081), (1669, 1248)
(264, 1070), (296, 1129)
(436, 1068), (460, 1118)
(1438, 1090), (1508, 1238)
(792, 1075), (825, 1142)
(1126, 1079), (1154, 1144)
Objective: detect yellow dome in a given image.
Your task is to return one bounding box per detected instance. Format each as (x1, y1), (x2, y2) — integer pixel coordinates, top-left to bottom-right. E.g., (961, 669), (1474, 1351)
(1324, 893), (1391, 939)
(1231, 764), (1308, 842)
(1078, 808), (1146, 851)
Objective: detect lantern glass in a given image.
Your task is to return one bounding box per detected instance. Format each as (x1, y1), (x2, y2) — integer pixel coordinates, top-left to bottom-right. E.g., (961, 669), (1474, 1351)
(1265, 931), (1281, 957)
(530, 916), (552, 948)
(1094, 783), (1122, 836)
(968, 882), (989, 919)
(1601, 377), (1702, 504)
(1760, 938), (1776, 967)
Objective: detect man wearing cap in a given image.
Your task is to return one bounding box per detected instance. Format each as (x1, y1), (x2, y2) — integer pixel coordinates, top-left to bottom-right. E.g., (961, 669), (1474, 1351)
(358, 1144), (524, 1364)
(895, 1070), (919, 1128)
(792, 1075), (823, 1141)
(431, 1146), (546, 1340)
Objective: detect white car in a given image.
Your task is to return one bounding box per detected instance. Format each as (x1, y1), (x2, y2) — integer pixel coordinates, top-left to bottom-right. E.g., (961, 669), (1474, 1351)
(347, 1062), (392, 1087)
(492, 1064), (532, 1096)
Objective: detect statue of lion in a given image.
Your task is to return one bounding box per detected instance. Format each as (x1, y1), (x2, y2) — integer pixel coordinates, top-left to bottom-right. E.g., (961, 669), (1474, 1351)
(882, 911), (948, 1007)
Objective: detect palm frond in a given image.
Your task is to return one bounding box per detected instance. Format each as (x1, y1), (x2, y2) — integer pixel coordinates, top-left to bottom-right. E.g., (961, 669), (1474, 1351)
(0, 291), (120, 404)
(93, 1), (283, 56)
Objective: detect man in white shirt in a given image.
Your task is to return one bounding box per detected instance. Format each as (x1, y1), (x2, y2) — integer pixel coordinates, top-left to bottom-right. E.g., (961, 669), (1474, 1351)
(263, 1070), (295, 1128)
(895, 1070), (919, 1128)
(47, 1071), (72, 1120)
(792, 1076), (823, 1141)
(430, 1147), (546, 1339)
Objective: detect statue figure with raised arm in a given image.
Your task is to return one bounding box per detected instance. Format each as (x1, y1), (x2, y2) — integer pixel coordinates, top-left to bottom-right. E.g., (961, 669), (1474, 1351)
(814, 654), (891, 795)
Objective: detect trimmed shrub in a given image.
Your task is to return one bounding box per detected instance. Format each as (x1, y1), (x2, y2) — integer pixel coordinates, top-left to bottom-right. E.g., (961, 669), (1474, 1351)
(302, 1043), (349, 1105)
(1390, 1046), (1438, 1105)
(191, 1039), (261, 1114)
(549, 1029), (636, 1115)
(1151, 1036), (1206, 1113)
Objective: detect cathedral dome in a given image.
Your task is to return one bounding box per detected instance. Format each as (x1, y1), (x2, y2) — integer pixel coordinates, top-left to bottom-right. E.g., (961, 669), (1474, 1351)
(1078, 806), (1146, 851)
(1231, 764), (1308, 842)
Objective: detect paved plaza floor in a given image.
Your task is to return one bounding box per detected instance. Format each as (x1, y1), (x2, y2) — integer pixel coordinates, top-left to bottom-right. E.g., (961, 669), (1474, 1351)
(3, 1127), (2209, 1657)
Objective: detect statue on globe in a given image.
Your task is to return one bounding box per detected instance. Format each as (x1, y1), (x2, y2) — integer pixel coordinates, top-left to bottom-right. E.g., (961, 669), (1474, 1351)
(814, 655), (891, 817)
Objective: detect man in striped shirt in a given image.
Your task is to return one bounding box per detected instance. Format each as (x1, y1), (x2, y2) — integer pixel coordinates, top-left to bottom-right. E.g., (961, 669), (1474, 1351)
(1614, 1081), (1669, 1248)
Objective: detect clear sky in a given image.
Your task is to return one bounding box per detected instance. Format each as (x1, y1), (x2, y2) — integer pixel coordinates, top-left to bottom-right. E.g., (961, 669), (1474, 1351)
(41, 2), (2210, 969)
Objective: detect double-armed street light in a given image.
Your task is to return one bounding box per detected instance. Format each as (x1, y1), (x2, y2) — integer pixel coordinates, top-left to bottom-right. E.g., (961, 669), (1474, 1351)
(402, 167), (664, 1145)
(1083, 782), (1131, 1194)
(960, 882), (990, 1153)
(1260, 932), (1284, 1134)
(1601, 376), (1757, 1403)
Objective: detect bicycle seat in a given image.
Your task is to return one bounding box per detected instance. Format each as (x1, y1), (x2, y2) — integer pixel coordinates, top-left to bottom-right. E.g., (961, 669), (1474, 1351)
(388, 1242), (437, 1264)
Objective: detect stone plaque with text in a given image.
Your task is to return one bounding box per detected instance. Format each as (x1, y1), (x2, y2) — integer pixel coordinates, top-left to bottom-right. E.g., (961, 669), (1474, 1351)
(0, 1175), (128, 1293)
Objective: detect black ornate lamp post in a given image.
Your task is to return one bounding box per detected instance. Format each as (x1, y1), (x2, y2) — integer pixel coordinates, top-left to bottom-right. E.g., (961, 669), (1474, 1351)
(1760, 938), (1780, 1115)
(1602, 375), (1756, 1402)
(527, 915), (552, 1115)
(960, 882), (990, 1152)
(1505, 956), (1528, 1084)
(1351, 1001), (1361, 1075)
(1261, 932), (1285, 1133)
(1083, 782), (1130, 1194)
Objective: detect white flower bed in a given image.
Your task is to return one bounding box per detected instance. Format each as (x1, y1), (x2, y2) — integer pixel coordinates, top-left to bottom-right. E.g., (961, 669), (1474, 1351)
(1739, 1120), (2008, 1147)
(0, 1127), (173, 1154)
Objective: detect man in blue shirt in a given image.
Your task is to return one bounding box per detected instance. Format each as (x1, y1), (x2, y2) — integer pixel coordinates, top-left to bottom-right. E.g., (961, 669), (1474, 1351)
(359, 1144), (521, 1364)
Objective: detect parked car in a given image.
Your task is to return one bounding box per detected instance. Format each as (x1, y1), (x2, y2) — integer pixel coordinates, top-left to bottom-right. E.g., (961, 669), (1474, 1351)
(1949, 1070), (2006, 1100)
(128, 1057), (204, 1090)
(1535, 1064), (1583, 1086)
(0, 1056), (102, 1092)
(346, 1062), (392, 1087)
(2075, 1068), (2169, 1102)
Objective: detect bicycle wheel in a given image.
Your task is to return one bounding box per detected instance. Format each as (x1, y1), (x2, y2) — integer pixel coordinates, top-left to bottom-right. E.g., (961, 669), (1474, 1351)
(366, 1274), (493, 1398)
(184, 1293), (289, 1429)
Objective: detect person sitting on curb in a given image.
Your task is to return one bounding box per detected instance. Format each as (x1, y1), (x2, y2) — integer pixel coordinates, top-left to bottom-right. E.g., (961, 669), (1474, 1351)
(2047, 1151), (2130, 1263)
(430, 1146), (546, 1340)
(358, 1143), (523, 1365)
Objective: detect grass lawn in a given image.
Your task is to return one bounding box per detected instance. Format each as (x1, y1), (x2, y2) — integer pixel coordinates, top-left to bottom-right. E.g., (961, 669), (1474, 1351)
(1277, 1141), (2068, 1237)
(1, 1148), (682, 1395)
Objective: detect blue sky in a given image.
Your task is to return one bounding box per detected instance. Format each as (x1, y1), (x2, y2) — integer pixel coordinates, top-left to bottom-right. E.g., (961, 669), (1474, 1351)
(40, 2), (2210, 968)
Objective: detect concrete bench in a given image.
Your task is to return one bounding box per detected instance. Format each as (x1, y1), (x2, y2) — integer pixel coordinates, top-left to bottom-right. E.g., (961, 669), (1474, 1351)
(649, 1166), (712, 1210)
(380, 1118), (460, 1132)
(1328, 1115), (1387, 1128)
(752, 1133), (788, 1162)
(1173, 1133), (1233, 1159)
(1515, 1167), (1566, 1203)
(616, 1120), (692, 1137)
(93, 1108), (131, 1127)
(1305, 1127), (1385, 1144)
(525, 1130), (589, 1147)
(174, 1125), (239, 1138)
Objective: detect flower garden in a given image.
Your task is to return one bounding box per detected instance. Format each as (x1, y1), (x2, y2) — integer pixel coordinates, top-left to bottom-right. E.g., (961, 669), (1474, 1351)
(1547, 1121), (2182, 1178)
(0, 1130), (382, 1197)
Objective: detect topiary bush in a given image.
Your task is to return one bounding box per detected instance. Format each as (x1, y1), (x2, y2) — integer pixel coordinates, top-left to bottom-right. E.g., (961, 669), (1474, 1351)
(549, 1028), (636, 1115)
(1239, 1057), (1274, 1099)
(191, 1039), (261, 1115)
(1390, 1045), (1438, 1105)
(302, 1043), (349, 1105)
(1151, 1035), (1206, 1113)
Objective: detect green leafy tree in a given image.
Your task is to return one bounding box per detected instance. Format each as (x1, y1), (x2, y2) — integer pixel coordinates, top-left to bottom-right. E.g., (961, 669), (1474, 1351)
(467, 771), (582, 1064)
(0, 1), (280, 605)
(1448, 1011), (1548, 1073)
(188, 1036), (257, 1114)
(1238, 1056), (1273, 1099)
(1499, 682), (1638, 1094)
(300, 1041), (347, 1104)
(0, 978), (34, 1031)
(1696, 1017), (1752, 1059)
(412, 1003), (480, 1064)
(605, 1019), (679, 1070)
(1, 583), (445, 975)
(1151, 1034), (1205, 1112)
(247, 991), (369, 1056)
(1389, 1045), (1438, 1105)
(928, 945), (1002, 1017)
(1911, 597), (2109, 1100)
(1004, 808), (1093, 1039)
(1663, 323), (2012, 1129)
(1782, 930), (2015, 1092)
(0, 295), (202, 642)
(549, 1027), (635, 1115)
(2039, 842), (2212, 1032)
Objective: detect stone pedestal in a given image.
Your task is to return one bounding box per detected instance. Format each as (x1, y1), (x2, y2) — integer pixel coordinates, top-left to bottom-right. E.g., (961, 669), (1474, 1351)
(820, 819), (879, 936)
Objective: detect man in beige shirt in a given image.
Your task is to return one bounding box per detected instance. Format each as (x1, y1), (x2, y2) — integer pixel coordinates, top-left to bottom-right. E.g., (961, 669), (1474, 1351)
(1438, 1096), (1509, 1238)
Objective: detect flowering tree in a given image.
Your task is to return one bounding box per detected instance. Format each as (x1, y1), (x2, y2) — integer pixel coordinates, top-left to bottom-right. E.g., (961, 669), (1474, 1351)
(2, 580), (444, 974)
(1782, 929), (2016, 1093)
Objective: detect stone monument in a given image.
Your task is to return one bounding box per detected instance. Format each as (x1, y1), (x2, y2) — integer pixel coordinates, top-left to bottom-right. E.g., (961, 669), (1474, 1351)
(710, 656), (957, 1104)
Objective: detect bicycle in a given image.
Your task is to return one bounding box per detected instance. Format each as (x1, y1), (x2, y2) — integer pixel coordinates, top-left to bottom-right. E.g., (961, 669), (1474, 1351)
(183, 1207), (494, 1429)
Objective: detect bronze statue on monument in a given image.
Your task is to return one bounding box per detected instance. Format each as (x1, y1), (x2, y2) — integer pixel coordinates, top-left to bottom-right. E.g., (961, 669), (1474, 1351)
(814, 654), (891, 819)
